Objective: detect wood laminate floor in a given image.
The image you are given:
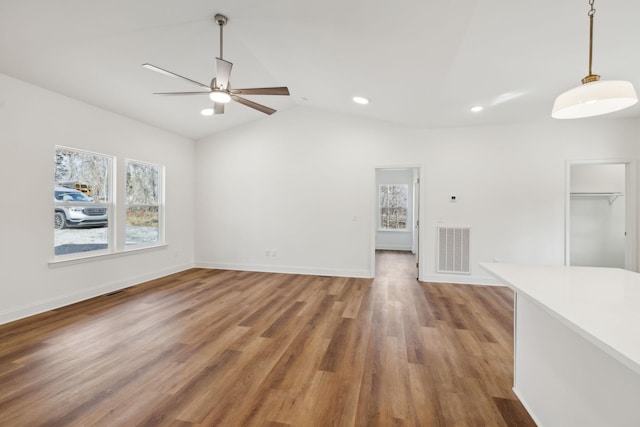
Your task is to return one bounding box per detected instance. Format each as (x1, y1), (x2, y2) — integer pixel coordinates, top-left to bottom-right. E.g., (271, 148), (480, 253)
(0, 251), (535, 426)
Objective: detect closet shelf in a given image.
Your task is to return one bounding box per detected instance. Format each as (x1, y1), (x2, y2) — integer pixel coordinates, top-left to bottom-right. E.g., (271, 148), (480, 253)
(570, 192), (623, 205)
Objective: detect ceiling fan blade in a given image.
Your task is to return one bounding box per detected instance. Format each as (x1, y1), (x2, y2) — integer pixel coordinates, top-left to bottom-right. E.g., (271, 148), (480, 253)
(230, 87), (290, 96)
(231, 95), (276, 115)
(215, 58), (233, 90)
(142, 63), (210, 89)
(214, 103), (225, 115)
(153, 91), (211, 96)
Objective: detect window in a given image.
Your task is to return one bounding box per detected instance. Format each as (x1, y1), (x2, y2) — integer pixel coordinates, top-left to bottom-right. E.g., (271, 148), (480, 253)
(54, 147), (112, 256)
(379, 184), (408, 230)
(125, 159), (163, 247)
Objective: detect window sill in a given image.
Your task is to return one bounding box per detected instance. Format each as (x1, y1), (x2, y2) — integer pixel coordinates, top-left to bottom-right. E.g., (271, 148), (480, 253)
(48, 243), (168, 268)
(377, 229), (412, 233)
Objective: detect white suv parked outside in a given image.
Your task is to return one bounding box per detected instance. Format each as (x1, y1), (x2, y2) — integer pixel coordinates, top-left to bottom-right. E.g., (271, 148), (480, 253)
(54, 187), (108, 229)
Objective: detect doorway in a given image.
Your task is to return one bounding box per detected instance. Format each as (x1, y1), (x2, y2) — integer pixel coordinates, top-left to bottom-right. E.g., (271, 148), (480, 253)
(373, 167), (422, 278)
(566, 161), (636, 270)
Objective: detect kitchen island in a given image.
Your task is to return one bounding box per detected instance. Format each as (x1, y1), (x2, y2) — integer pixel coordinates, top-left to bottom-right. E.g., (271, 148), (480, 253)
(482, 263), (640, 427)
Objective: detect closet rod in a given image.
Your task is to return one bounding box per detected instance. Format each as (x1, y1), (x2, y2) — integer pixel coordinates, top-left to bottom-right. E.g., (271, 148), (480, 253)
(570, 192), (623, 205)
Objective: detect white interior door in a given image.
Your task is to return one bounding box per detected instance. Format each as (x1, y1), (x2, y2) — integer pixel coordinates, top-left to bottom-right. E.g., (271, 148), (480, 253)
(412, 172), (420, 276)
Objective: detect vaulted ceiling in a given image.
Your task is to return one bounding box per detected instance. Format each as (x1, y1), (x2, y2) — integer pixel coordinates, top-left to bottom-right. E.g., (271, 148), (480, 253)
(1, 0), (638, 140)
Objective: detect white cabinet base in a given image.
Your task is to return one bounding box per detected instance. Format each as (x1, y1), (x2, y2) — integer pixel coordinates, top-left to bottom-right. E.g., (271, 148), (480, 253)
(514, 294), (640, 427)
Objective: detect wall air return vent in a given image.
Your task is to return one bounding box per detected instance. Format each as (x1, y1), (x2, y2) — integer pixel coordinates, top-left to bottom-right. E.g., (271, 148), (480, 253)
(437, 226), (471, 274)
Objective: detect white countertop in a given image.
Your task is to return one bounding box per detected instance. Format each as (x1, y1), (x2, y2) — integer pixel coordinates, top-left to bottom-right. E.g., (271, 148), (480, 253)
(481, 263), (640, 376)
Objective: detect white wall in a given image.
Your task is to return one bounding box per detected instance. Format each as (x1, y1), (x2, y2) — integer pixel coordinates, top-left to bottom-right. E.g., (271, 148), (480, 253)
(0, 73), (195, 324)
(570, 164), (626, 268)
(1, 73), (637, 325)
(193, 109), (375, 278)
(195, 106), (640, 283)
(375, 168), (414, 251)
(571, 164), (627, 193)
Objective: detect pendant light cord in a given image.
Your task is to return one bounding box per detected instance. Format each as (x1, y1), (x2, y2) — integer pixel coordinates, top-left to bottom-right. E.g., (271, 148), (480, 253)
(583, 0), (599, 83)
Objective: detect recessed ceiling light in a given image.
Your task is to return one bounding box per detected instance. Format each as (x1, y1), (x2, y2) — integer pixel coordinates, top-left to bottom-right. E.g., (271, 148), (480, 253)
(353, 96), (370, 105)
(470, 106), (483, 113)
(201, 108), (214, 116)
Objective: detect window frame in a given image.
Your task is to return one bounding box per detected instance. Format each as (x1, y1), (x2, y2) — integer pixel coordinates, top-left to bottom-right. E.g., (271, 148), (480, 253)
(50, 148), (167, 266)
(53, 146), (114, 259)
(124, 158), (165, 249)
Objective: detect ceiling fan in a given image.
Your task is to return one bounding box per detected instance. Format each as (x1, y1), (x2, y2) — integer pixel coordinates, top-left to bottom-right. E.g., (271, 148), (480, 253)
(142, 13), (290, 116)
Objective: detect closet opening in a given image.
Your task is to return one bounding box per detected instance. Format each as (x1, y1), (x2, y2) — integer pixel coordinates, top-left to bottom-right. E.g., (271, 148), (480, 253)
(566, 161), (636, 270)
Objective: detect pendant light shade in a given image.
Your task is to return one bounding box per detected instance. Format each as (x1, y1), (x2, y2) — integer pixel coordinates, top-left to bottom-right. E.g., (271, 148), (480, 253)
(552, 0), (638, 119)
(552, 80), (638, 119)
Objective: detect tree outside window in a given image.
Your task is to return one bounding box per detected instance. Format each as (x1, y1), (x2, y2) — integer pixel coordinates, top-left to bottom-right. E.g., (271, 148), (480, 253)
(379, 184), (408, 230)
(125, 160), (163, 247)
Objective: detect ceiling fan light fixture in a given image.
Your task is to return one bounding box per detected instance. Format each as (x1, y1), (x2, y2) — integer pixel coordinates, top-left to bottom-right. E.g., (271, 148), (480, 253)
(210, 90), (231, 104)
(143, 12), (289, 116)
(552, 80), (638, 119)
(552, 0), (638, 119)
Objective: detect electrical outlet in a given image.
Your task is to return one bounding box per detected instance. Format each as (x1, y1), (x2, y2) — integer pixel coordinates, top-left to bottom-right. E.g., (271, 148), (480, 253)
(272, 250), (277, 257)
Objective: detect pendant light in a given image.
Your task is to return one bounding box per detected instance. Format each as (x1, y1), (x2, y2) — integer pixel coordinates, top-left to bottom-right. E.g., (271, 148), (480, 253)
(552, 0), (637, 119)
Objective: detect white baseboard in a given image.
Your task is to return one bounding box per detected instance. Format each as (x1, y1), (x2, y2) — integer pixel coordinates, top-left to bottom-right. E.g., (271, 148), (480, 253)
(375, 245), (413, 251)
(0, 263), (195, 326)
(194, 262), (507, 285)
(419, 273), (506, 286)
(195, 261), (372, 279)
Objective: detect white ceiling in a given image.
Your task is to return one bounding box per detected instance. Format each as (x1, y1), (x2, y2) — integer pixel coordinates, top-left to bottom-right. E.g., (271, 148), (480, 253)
(1, 0), (639, 140)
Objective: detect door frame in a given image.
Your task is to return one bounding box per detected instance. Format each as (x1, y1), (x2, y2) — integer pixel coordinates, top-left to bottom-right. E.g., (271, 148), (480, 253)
(371, 165), (424, 279)
(565, 159), (637, 271)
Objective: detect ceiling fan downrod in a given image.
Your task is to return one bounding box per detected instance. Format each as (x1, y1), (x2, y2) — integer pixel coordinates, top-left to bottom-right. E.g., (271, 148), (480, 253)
(214, 14), (228, 60)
